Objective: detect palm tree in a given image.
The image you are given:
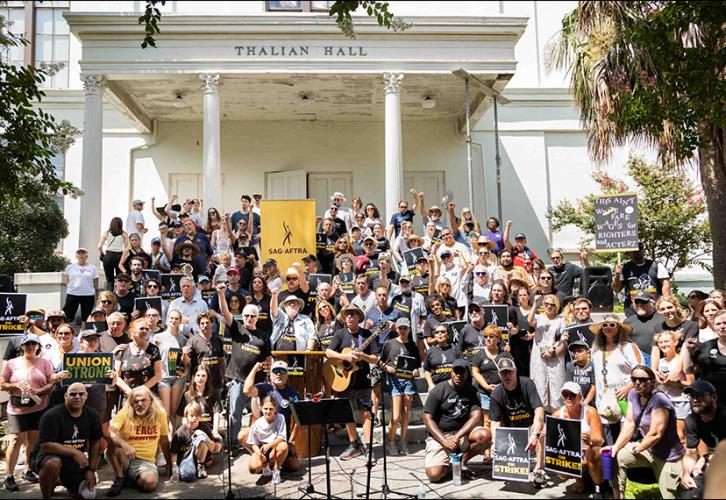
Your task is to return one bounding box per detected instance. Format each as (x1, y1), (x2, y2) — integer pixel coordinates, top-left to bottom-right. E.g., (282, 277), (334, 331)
(546, 1), (726, 287)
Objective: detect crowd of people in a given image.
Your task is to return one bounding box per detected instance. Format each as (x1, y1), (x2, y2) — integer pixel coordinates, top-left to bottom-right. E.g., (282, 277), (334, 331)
(1, 189), (723, 499)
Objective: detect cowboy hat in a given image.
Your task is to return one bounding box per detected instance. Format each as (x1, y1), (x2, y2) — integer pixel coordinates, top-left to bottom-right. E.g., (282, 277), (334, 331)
(476, 236), (497, 251)
(280, 295), (305, 310)
(340, 305), (365, 322)
(335, 253), (356, 272)
(406, 234), (424, 245)
(589, 314), (633, 336)
(174, 240), (201, 258)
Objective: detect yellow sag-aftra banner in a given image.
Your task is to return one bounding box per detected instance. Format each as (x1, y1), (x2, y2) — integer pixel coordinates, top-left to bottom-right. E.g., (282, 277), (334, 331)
(260, 200), (317, 275)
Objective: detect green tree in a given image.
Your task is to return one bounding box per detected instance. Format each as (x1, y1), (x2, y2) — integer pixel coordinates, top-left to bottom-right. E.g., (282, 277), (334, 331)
(548, 156), (711, 276)
(139, 0), (409, 48)
(546, 1), (726, 286)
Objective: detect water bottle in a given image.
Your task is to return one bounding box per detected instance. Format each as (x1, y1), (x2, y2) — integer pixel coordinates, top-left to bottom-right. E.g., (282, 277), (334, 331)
(451, 453), (462, 486)
(659, 358), (670, 375)
(417, 483), (426, 499)
(170, 465), (179, 483)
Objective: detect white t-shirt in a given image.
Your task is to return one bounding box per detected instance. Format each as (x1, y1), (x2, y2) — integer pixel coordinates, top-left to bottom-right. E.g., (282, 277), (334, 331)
(64, 263), (98, 296)
(246, 413), (286, 446)
(126, 210), (145, 236)
(436, 241), (472, 268)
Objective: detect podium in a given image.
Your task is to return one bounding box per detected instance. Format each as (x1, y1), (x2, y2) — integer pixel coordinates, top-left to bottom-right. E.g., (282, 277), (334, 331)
(272, 350), (325, 458)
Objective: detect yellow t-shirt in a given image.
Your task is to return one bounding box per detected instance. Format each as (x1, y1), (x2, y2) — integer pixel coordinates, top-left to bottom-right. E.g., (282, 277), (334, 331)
(110, 406), (169, 463)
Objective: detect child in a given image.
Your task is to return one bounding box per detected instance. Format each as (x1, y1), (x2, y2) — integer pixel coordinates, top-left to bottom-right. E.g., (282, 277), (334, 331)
(170, 402), (213, 482)
(246, 396), (288, 485)
(565, 341), (595, 405)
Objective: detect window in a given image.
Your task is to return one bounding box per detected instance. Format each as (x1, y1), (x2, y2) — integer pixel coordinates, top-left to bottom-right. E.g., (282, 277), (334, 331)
(1, 2), (26, 67)
(266, 1), (332, 12)
(34, 1), (69, 88)
(51, 151), (65, 214)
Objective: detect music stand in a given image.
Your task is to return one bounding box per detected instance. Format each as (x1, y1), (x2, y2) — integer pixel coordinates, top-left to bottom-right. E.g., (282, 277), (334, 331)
(292, 398), (356, 500)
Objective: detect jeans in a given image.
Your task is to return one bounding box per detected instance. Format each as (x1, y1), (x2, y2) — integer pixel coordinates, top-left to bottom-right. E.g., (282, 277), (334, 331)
(228, 379), (249, 450)
(62, 294), (96, 324)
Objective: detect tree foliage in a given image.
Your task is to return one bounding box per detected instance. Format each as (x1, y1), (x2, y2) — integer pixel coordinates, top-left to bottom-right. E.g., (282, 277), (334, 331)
(138, 0), (410, 48)
(548, 156), (711, 275)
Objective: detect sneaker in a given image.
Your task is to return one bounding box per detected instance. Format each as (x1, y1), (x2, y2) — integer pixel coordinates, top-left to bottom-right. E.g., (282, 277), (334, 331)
(386, 442), (398, 457)
(397, 442), (409, 456)
(262, 466), (272, 477)
(532, 468), (547, 488)
(197, 464), (208, 479)
(107, 477), (124, 497)
(21, 470), (38, 484)
(272, 470), (281, 485)
(4, 476), (18, 492)
(359, 444), (377, 465)
(340, 442), (363, 461)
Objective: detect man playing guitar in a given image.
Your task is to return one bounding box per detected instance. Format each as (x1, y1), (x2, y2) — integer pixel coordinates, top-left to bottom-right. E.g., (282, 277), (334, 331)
(324, 305), (379, 461)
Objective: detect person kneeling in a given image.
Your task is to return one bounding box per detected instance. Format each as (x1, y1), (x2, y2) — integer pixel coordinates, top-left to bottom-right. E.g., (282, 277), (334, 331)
(33, 382), (102, 499)
(246, 396), (288, 485)
(106, 386), (172, 497)
(171, 402), (218, 482)
(422, 359), (491, 482)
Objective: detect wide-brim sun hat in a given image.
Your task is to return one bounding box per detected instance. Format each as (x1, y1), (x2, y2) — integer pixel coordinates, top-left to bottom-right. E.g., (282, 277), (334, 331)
(589, 314), (633, 336)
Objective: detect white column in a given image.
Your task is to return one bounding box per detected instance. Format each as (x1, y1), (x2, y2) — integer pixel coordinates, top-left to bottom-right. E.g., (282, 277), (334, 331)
(79, 74), (106, 265)
(200, 73), (222, 212)
(383, 72), (404, 223)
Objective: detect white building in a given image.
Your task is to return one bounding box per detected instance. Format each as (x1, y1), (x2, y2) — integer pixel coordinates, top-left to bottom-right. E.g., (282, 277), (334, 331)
(5, 0), (711, 293)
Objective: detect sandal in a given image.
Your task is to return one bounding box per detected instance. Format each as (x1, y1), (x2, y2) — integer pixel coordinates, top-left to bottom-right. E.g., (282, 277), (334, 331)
(532, 469), (547, 488)
(460, 468), (477, 480)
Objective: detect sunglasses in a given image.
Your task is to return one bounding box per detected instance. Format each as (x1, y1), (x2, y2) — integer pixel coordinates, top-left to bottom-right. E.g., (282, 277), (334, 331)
(562, 392), (577, 400)
(146, 284), (159, 289)
(442, 233), (453, 238)
(272, 368), (288, 375)
(631, 376), (652, 384)
(28, 314), (44, 320)
(484, 335), (497, 341)
(474, 272), (488, 277)
(435, 329), (448, 334)
(479, 251), (489, 256)
(399, 205), (408, 209)
(601, 322), (618, 329)
(286, 277), (299, 281)
(68, 391), (87, 398)
(540, 276), (553, 281)
(544, 303), (556, 308)
(243, 314), (258, 318)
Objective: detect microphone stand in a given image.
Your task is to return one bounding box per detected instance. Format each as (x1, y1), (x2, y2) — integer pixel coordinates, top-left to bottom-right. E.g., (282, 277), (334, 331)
(223, 381), (236, 500)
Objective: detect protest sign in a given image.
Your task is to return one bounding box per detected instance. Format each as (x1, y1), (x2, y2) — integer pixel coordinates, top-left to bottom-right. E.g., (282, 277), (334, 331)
(0, 293), (27, 336)
(167, 347), (185, 377)
(402, 247), (427, 275)
(563, 323), (596, 349)
(493, 427), (530, 482)
(594, 193), (639, 252)
(62, 353), (113, 385)
(134, 297), (163, 315)
(395, 355), (417, 379)
(82, 321), (108, 333)
(484, 305), (509, 328)
(141, 269), (161, 284)
(545, 415), (582, 478)
(444, 321), (467, 346)
(339, 272), (355, 297)
(160, 274), (184, 300)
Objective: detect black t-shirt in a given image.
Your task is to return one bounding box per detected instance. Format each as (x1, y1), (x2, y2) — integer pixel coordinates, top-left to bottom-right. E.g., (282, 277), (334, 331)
(171, 425), (198, 464)
(424, 344), (461, 384)
(256, 382), (300, 437)
(622, 259), (662, 309)
(379, 337), (420, 379)
(489, 377), (542, 427)
(317, 322), (340, 350)
(422, 314), (446, 340)
(692, 339), (726, 400)
(226, 323), (272, 382)
(177, 390), (220, 438)
(390, 292), (414, 319)
(548, 262), (582, 296)
(248, 295), (272, 337)
(316, 232), (339, 275)
(187, 332), (226, 388)
(624, 312), (666, 354)
(423, 380), (481, 434)
(661, 319), (699, 349)
(114, 342), (161, 391)
(115, 291), (136, 318)
(411, 274), (430, 297)
(565, 360), (595, 398)
(684, 405), (726, 450)
(510, 307), (534, 376)
(460, 323), (485, 361)
(327, 327), (378, 391)
(472, 351), (512, 394)
(35, 405), (102, 460)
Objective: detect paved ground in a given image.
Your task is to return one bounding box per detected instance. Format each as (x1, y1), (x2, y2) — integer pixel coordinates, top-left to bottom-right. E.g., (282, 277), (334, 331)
(0, 442), (590, 499)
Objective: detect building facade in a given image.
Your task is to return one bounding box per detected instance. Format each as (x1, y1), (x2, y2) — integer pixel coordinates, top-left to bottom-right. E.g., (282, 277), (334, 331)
(4, 1), (711, 288)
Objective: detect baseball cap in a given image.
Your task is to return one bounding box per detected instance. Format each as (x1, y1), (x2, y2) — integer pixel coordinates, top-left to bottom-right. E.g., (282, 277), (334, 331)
(20, 333), (41, 346)
(271, 360), (289, 372)
(514, 233), (526, 240)
(416, 255), (428, 263)
(467, 302), (483, 313)
(76, 247), (88, 253)
(303, 254), (318, 263)
(90, 307), (105, 316)
(561, 381), (582, 396)
(170, 220), (182, 228)
(132, 199), (145, 206)
(633, 291), (653, 303)
(378, 252), (391, 261)
(451, 359), (469, 371)
(263, 258), (277, 267)
(363, 236), (376, 243)
(497, 357), (516, 372)
(398, 275), (412, 283)
(684, 380), (717, 396)
(440, 249), (452, 258)
(198, 275), (211, 283)
(151, 237), (161, 245)
(568, 340), (590, 351)
(115, 273), (130, 282)
(227, 268), (240, 275)
(395, 317), (411, 328)
(78, 329), (101, 340)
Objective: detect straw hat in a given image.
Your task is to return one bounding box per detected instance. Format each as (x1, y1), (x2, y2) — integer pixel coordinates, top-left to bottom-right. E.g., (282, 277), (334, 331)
(174, 240), (200, 258)
(589, 314), (633, 336)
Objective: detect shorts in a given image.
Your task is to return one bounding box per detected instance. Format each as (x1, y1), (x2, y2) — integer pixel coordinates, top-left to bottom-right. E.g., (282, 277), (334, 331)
(338, 389), (373, 412)
(673, 399), (691, 420)
(479, 392), (491, 411)
(424, 428), (485, 468)
(7, 409), (45, 434)
(158, 377), (186, 389)
(33, 454), (85, 494)
(387, 375), (416, 397)
(124, 458), (158, 483)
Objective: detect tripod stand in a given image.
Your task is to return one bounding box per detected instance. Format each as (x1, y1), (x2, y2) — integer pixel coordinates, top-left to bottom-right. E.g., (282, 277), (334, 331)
(359, 367), (416, 500)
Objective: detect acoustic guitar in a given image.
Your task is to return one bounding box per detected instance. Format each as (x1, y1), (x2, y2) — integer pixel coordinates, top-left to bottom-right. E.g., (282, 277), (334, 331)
(322, 321), (391, 393)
